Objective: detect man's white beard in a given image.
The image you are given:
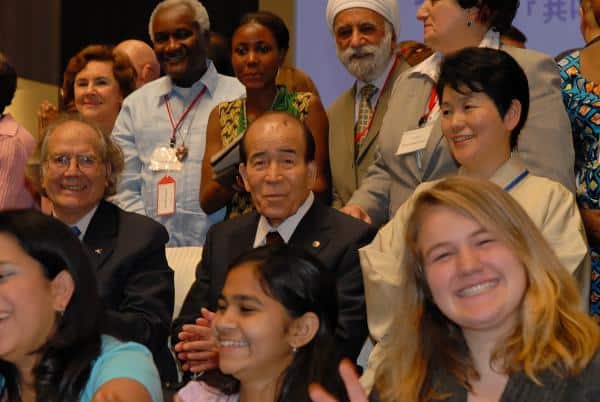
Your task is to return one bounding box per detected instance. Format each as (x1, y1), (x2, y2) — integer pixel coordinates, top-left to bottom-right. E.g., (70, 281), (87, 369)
(336, 29), (393, 82)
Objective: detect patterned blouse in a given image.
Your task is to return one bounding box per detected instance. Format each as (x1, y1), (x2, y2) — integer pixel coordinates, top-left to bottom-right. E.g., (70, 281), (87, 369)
(217, 85), (312, 218)
(559, 50), (600, 319)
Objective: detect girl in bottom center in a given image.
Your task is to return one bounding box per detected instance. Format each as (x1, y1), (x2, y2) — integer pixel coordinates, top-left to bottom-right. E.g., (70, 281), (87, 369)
(175, 245), (349, 402)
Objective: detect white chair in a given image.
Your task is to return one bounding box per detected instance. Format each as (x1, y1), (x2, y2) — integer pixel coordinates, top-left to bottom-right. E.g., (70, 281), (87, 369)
(166, 246), (203, 319)
(166, 246), (203, 382)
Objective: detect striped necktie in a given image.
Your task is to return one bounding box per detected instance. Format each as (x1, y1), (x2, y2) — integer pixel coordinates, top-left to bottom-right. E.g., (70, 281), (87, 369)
(355, 84), (377, 155)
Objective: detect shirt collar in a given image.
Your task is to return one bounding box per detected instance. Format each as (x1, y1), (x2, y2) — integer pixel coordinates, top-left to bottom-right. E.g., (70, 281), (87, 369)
(0, 114), (19, 137)
(458, 154), (527, 190)
(411, 29), (501, 82)
(254, 192), (315, 247)
(154, 59), (219, 101)
(355, 55), (397, 97)
(54, 203), (99, 241)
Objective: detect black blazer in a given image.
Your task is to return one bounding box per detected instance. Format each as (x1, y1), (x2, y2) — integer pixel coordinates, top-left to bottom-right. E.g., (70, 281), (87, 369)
(84, 200), (176, 381)
(173, 200), (377, 360)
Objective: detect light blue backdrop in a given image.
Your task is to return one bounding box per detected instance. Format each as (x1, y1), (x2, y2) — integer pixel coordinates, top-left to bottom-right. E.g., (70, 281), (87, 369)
(296, 0), (584, 107)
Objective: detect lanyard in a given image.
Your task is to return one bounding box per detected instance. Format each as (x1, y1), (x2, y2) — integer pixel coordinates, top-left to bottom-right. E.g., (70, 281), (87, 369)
(503, 169), (529, 192)
(355, 56), (400, 145)
(164, 86), (207, 147)
(418, 86), (438, 127)
(585, 35), (600, 48)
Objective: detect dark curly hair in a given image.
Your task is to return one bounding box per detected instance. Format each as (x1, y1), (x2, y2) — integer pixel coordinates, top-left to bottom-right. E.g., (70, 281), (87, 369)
(437, 47), (529, 150)
(457, 0), (519, 33)
(0, 52), (17, 115)
(237, 11), (290, 51)
(61, 44), (136, 111)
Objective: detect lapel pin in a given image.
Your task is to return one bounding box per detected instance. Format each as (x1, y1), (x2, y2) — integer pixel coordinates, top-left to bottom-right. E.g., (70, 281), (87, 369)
(94, 248), (103, 255)
(312, 240), (321, 248)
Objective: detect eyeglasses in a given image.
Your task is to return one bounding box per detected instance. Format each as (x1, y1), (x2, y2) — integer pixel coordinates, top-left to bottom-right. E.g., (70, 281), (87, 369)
(46, 154), (101, 172)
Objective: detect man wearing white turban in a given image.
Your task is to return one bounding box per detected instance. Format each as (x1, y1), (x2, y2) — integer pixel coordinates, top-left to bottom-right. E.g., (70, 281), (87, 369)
(326, 0), (410, 208)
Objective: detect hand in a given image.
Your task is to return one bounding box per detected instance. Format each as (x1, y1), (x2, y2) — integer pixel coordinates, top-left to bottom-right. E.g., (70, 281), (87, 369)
(37, 100), (59, 134)
(309, 359), (368, 402)
(341, 204), (372, 225)
(174, 308), (218, 373)
(579, 207), (600, 247)
(396, 40), (433, 67)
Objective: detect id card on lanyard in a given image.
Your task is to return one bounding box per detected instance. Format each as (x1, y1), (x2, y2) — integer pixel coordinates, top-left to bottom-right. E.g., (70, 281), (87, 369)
(157, 175), (176, 216)
(395, 86), (438, 170)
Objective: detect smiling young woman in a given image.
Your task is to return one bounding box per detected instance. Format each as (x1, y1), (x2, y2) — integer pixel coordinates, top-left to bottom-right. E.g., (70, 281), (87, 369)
(0, 210), (162, 402)
(175, 245), (349, 402)
(309, 177), (600, 402)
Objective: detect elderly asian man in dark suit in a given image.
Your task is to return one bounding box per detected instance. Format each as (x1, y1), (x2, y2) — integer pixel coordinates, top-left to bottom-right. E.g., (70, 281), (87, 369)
(172, 111), (376, 375)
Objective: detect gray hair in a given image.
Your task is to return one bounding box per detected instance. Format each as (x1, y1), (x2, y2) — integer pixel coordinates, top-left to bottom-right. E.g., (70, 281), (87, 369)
(28, 113), (124, 197)
(148, 0), (210, 43)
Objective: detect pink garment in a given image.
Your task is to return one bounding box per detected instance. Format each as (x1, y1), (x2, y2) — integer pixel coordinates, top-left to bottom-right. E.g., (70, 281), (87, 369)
(0, 114), (35, 209)
(176, 381), (238, 402)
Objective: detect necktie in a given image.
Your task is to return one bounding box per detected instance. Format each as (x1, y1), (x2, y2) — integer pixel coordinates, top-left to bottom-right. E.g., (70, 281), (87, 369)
(71, 226), (81, 237)
(265, 231), (284, 246)
(355, 84), (377, 155)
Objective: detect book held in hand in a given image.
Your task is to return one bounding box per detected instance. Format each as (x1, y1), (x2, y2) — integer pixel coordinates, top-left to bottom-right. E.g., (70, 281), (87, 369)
(210, 134), (244, 188)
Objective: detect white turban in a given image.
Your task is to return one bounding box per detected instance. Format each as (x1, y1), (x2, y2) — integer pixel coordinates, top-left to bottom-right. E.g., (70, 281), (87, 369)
(326, 0), (400, 37)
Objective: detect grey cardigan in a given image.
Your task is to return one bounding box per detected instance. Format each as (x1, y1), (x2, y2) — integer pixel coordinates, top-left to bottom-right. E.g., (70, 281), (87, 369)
(371, 352), (600, 402)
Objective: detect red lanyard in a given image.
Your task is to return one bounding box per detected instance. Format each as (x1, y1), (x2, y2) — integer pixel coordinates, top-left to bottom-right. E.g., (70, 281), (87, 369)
(355, 56), (400, 145)
(164, 86), (207, 147)
(418, 86), (438, 127)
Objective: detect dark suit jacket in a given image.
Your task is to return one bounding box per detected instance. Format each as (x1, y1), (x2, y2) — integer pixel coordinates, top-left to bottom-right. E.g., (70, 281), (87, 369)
(84, 200), (176, 381)
(173, 200), (377, 360)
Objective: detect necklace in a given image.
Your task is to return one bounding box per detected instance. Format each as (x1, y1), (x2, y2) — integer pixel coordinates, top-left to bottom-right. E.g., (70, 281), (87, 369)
(164, 86), (207, 161)
(585, 35), (600, 49)
(239, 86), (285, 133)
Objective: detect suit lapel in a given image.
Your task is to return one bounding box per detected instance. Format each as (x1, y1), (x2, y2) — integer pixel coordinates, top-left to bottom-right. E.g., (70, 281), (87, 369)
(289, 201), (332, 256)
(337, 86), (358, 187)
(233, 212), (260, 250)
(420, 116), (446, 177)
(82, 201), (117, 270)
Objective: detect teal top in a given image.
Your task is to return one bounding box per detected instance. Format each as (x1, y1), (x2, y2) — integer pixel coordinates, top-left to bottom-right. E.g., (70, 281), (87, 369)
(0, 335), (163, 402)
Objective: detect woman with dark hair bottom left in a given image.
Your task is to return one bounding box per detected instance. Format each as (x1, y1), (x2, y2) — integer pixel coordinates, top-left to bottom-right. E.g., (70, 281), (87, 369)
(0, 210), (162, 402)
(175, 245), (348, 402)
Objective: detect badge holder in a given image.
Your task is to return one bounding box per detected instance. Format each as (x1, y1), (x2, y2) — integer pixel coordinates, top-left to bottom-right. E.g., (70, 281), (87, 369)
(157, 175), (176, 216)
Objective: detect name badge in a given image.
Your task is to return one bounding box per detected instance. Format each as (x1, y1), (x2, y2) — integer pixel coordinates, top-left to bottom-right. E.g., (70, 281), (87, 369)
(395, 126), (433, 155)
(149, 145), (183, 172)
(157, 175), (176, 216)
